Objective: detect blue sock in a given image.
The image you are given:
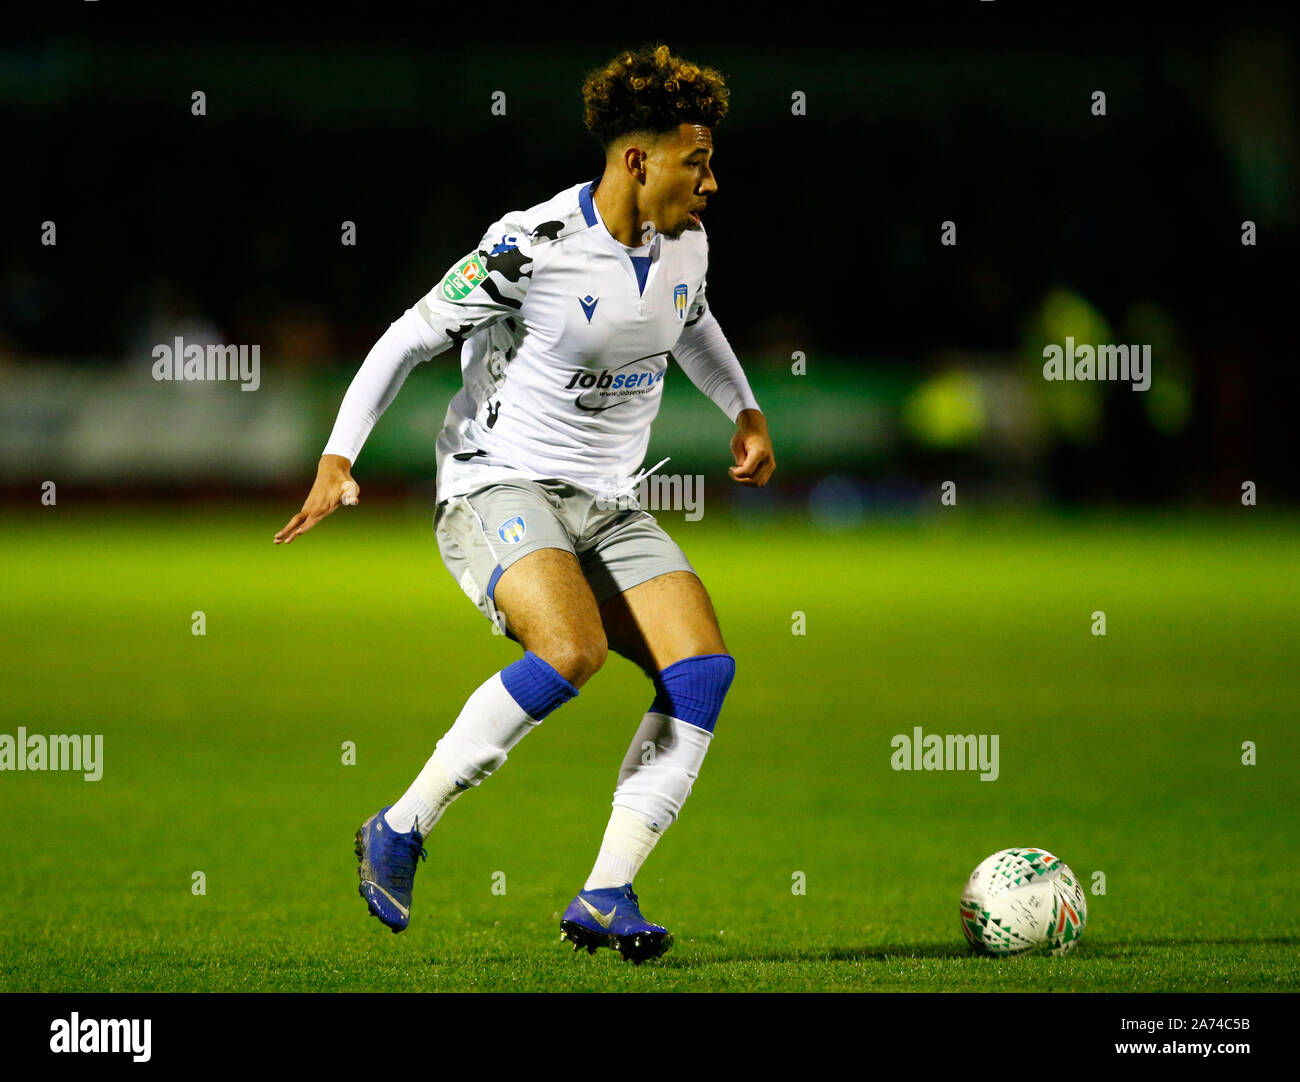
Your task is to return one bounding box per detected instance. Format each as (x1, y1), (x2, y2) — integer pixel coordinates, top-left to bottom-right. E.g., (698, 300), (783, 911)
(650, 653), (735, 733)
(500, 650), (579, 720)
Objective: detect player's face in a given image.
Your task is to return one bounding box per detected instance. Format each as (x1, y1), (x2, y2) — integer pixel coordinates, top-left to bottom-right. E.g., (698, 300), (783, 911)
(645, 123), (716, 239)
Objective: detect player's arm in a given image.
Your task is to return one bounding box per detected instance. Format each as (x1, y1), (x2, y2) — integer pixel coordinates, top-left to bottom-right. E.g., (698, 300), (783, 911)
(670, 279), (775, 487)
(274, 225), (535, 544)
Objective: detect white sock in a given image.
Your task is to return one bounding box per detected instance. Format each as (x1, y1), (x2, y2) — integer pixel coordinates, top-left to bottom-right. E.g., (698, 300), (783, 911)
(384, 748), (462, 835)
(385, 670), (543, 835)
(611, 710), (713, 831)
(580, 710), (713, 889)
(583, 806), (663, 890)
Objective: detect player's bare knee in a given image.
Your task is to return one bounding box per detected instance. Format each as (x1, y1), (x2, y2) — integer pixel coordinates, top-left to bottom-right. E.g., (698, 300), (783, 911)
(530, 631), (607, 688)
(568, 632), (609, 684)
(689, 633), (728, 661)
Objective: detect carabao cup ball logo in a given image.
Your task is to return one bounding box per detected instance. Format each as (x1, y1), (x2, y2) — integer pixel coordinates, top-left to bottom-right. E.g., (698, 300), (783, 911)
(498, 516), (526, 544)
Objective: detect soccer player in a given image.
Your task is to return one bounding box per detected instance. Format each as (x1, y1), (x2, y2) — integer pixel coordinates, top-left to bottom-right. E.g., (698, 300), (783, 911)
(274, 43), (774, 962)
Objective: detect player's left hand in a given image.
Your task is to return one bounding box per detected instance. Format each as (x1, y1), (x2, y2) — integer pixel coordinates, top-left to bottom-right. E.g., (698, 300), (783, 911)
(728, 409), (775, 487)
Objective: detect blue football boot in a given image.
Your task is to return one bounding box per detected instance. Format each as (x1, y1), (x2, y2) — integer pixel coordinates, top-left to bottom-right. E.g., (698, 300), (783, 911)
(559, 883), (673, 963)
(354, 806), (426, 933)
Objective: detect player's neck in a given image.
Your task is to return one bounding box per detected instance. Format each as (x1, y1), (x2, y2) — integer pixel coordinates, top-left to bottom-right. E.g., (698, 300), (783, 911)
(591, 174), (648, 249)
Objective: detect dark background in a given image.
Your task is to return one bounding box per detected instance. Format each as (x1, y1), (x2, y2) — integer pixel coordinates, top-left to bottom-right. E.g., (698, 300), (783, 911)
(3, 2), (1296, 505)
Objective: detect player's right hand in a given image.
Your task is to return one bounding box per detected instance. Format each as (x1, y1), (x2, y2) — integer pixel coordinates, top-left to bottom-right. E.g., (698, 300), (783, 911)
(274, 454), (359, 545)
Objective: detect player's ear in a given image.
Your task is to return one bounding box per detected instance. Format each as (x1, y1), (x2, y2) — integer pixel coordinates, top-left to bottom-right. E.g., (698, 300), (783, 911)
(621, 138), (655, 183)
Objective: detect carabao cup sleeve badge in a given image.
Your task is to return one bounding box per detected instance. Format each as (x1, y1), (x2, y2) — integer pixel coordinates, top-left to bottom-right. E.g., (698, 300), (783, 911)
(674, 283), (688, 319)
(498, 516), (526, 544)
(441, 254), (489, 301)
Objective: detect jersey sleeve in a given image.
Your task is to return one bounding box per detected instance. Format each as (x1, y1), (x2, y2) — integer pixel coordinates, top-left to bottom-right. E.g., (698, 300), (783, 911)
(414, 222), (535, 346)
(320, 221), (536, 464)
(671, 304), (762, 424)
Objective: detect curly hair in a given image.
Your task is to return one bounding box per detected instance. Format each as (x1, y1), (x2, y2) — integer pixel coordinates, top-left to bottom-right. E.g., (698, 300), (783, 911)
(581, 43), (729, 150)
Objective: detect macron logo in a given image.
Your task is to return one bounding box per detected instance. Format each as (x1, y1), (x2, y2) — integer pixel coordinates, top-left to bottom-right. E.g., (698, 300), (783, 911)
(50, 1013), (151, 1063)
(579, 295), (599, 323)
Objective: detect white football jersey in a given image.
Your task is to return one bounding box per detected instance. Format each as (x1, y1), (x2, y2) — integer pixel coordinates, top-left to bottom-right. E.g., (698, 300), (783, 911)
(323, 177), (759, 505)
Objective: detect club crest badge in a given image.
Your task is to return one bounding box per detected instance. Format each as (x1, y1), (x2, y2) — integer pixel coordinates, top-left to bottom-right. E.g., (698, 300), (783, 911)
(498, 516), (526, 544)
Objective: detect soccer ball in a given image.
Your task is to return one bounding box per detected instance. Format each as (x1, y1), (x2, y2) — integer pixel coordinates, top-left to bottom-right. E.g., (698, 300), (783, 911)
(959, 847), (1087, 956)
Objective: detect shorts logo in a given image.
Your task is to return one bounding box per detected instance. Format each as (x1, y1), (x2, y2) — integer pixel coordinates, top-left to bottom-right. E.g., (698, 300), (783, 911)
(674, 283), (688, 319)
(497, 516), (526, 544)
(441, 254), (489, 300)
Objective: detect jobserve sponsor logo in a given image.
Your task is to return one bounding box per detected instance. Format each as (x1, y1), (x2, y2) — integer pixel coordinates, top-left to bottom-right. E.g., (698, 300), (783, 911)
(564, 354), (668, 413)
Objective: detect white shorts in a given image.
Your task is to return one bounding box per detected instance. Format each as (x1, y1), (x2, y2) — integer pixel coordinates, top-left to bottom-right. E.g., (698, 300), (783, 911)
(433, 476), (697, 637)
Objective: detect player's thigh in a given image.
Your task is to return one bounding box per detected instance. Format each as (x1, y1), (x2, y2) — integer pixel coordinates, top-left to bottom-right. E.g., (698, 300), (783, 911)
(598, 569), (727, 678)
(494, 547), (607, 686)
(434, 480), (606, 686)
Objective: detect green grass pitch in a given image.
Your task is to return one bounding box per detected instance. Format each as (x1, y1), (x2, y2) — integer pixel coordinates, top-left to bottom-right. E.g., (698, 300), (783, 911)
(2, 503), (1297, 991)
